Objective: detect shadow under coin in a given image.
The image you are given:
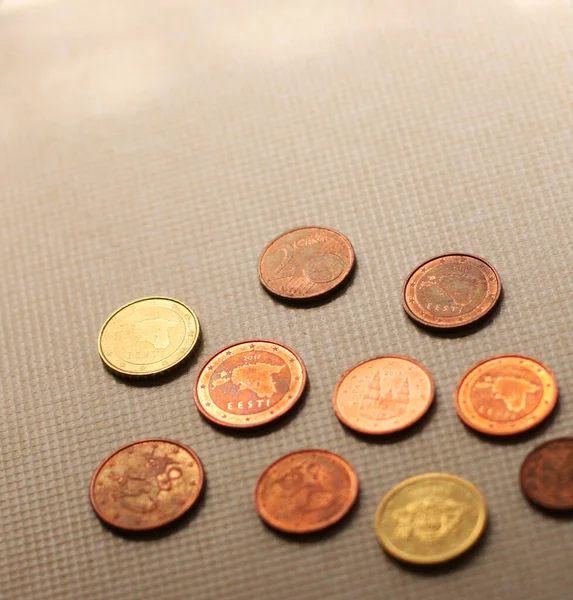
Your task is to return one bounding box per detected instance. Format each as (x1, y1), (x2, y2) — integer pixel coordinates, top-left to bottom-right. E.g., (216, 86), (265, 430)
(261, 490), (360, 545)
(104, 335), (204, 388)
(98, 479), (207, 542)
(406, 289), (504, 340)
(199, 382), (309, 439)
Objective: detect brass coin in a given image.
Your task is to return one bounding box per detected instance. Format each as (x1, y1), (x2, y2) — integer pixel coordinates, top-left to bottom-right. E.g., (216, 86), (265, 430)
(98, 297), (200, 377)
(90, 439), (205, 531)
(375, 473), (487, 564)
(402, 253), (501, 329)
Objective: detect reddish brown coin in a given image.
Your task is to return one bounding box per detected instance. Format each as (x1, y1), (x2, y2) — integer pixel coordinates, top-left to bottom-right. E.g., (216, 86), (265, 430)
(403, 253), (501, 329)
(455, 355), (558, 436)
(195, 340), (307, 428)
(520, 438), (573, 511)
(333, 355), (434, 434)
(259, 226), (355, 300)
(255, 449), (359, 533)
(89, 439), (204, 531)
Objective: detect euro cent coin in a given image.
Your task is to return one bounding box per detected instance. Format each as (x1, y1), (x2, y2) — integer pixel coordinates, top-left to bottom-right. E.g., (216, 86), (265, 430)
(255, 449), (359, 534)
(259, 226), (355, 300)
(455, 355), (558, 436)
(98, 297), (200, 377)
(402, 253), (501, 328)
(333, 355), (434, 434)
(520, 438), (573, 511)
(375, 473), (487, 564)
(90, 439), (205, 531)
(195, 340), (307, 428)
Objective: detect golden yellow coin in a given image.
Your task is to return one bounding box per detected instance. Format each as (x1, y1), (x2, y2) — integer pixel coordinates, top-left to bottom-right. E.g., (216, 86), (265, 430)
(98, 297), (200, 377)
(374, 473), (487, 565)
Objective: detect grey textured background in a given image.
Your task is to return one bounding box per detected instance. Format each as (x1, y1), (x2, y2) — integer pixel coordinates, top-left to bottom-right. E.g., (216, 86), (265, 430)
(1, 1), (572, 599)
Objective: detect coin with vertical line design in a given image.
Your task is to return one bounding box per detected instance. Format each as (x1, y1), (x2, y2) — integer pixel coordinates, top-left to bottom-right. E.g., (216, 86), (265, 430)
(195, 340), (307, 427)
(259, 227), (355, 300)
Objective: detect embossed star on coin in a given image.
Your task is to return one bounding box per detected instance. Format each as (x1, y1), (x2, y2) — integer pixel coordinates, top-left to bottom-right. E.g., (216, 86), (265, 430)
(90, 439), (204, 531)
(402, 254), (501, 329)
(194, 341), (307, 428)
(259, 226), (355, 300)
(333, 355), (434, 434)
(375, 473), (487, 564)
(520, 438), (573, 511)
(98, 297), (200, 377)
(255, 450), (359, 534)
(455, 355), (558, 436)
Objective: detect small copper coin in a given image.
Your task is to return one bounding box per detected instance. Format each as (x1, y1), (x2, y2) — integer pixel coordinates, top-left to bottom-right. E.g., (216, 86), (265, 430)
(255, 449), (359, 533)
(259, 226), (355, 300)
(520, 438), (573, 511)
(195, 340), (307, 428)
(455, 355), (558, 436)
(403, 253), (501, 329)
(90, 439), (204, 531)
(333, 355), (434, 434)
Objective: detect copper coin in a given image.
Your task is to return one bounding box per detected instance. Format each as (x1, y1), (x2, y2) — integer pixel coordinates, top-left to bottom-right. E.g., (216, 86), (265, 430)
(520, 438), (573, 511)
(90, 439), (204, 531)
(195, 340), (307, 428)
(403, 253), (501, 328)
(255, 449), (359, 533)
(259, 226), (355, 300)
(333, 355), (434, 434)
(455, 355), (558, 436)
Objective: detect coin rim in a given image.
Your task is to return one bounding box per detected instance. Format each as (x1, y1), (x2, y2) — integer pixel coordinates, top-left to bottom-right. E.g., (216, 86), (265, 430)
(254, 449), (360, 534)
(520, 437), (573, 510)
(98, 296), (200, 377)
(374, 472), (488, 564)
(89, 438), (205, 531)
(194, 339), (307, 428)
(258, 226), (356, 300)
(454, 354), (558, 436)
(332, 355), (435, 434)
(401, 253), (502, 329)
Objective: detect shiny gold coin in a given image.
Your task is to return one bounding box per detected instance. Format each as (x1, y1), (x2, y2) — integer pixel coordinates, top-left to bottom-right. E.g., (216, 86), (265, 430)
(98, 297), (200, 377)
(374, 473), (487, 565)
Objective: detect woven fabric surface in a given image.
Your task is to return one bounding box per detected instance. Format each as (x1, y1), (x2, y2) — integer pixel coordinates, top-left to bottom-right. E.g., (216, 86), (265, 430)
(1, 1), (572, 599)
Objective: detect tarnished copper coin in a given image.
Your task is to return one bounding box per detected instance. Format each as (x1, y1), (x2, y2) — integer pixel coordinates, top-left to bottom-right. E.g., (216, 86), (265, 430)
(520, 438), (573, 511)
(403, 253), (501, 329)
(333, 355), (434, 434)
(195, 340), (307, 428)
(259, 226), (355, 300)
(90, 439), (204, 531)
(455, 355), (558, 436)
(255, 449), (359, 533)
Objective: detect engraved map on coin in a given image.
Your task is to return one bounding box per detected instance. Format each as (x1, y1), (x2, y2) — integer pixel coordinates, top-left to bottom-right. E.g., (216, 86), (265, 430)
(131, 318), (180, 350)
(90, 439), (204, 531)
(255, 450), (359, 533)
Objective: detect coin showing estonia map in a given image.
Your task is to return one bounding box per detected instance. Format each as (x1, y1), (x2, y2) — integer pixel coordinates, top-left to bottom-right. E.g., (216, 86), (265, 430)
(375, 473), (487, 564)
(98, 297), (200, 377)
(455, 355), (558, 436)
(259, 227), (355, 300)
(90, 439), (204, 531)
(195, 341), (307, 428)
(402, 254), (501, 329)
(332, 355), (435, 434)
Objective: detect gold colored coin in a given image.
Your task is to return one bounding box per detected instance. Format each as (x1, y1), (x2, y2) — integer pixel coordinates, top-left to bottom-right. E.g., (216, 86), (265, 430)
(98, 297), (200, 377)
(374, 473), (487, 565)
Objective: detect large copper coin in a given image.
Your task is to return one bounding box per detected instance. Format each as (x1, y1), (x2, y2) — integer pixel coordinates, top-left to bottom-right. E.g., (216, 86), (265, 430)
(520, 438), (573, 510)
(195, 340), (307, 428)
(90, 439), (204, 531)
(402, 253), (501, 329)
(259, 226), (355, 300)
(255, 450), (359, 533)
(333, 355), (434, 434)
(375, 473), (487, 564)
(455, 355), (558, 436)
